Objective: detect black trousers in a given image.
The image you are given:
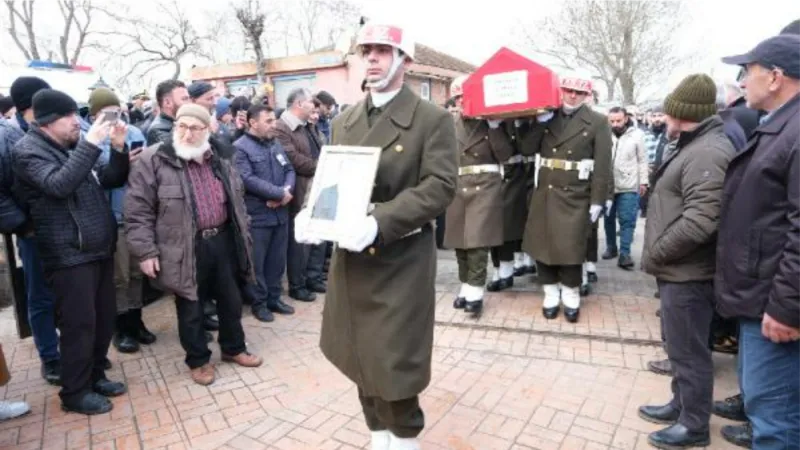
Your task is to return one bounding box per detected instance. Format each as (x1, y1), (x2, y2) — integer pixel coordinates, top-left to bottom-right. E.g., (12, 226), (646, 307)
(359, 388), (425, 438)
(536, 261), (582, 287)
(46, 258), (115, 404)
(586, 226), (598, 262)
(659, 280), (714, 432)
(175, 229), (246, 369)
(490, 240), (520, 267)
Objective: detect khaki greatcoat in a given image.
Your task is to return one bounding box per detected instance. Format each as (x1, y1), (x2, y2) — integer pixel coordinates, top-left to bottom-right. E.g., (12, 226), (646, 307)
(521, 106), (613, 266)
(443, 118), (514, 249)
(319, 86), (458, 401)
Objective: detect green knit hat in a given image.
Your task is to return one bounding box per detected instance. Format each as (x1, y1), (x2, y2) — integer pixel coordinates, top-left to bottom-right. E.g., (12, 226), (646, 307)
(663, 74), (717, 123)
(88, 87), (121, 117)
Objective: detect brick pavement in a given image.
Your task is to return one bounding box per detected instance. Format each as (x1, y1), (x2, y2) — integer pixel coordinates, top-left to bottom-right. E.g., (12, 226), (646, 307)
(0, 220), (743, 449)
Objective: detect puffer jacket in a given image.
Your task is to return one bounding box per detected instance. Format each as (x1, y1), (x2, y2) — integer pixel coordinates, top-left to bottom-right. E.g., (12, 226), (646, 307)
(611, 126), (648, 193)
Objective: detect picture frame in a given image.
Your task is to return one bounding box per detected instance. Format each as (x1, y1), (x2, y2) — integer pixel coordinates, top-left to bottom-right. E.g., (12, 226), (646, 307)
(304, 145), (382, 243)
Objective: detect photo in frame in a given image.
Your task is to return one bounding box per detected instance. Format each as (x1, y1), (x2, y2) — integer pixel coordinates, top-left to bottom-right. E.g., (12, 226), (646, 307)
(304, 145), (382, 243)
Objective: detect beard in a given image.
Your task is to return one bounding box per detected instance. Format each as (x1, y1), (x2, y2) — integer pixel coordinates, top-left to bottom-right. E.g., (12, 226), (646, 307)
(173, 132), (211, 161)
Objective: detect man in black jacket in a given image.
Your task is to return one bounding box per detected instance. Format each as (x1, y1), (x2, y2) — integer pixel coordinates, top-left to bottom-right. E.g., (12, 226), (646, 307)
(14, 89), (130, 416)
(146, 80), (189, 145)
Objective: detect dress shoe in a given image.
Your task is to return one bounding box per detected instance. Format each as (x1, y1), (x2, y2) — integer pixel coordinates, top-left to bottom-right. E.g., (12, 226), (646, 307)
(464, 300), (483, 315)
(203, 315), (220, 331)
(618, 254), (635, 270)
(41, 360), (61, 386)
(713, 393), (746, 421)
(587, 271), (598, 283)
(721, 423), (752, 449)
(133, 325), (157, 345)
(61, 392), (113, 415)
(252, 307), (275, 323)
(580, 283), (591, 297)
(648, 359), (673, 376)
(222, 351), (263, 368)
(205, 331), (213, 343)
(93, 378), (127, 397)
(307, 281), (327, 293)
(648, 423), (709, 449)
(564, 307), (580, 323)
(0, 400), (30, 420)
(638, 403), (681, 424)
(289, 289), (316, 302)
(602, 249), (618, 260)
(542, 306), (560, 320)
(113, 333), (140, 354)
(486, 277), (513, 292)
(268, 299), (295, 315)
(191, 364), (215, 386)
(453, 297), (466, 309)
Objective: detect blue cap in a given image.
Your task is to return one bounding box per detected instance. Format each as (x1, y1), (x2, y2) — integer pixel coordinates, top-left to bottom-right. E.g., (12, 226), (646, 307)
(215, 97), (232, 118)
(722, 34), (800, 79)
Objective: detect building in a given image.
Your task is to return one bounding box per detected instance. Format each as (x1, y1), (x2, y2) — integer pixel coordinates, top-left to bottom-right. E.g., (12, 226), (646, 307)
(190, 43), (475, 108)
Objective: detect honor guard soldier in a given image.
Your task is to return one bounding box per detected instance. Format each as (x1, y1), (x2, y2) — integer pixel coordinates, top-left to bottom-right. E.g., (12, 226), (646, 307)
(444, 74), (514, 315)
(294, 22), (457, 450)
(521, 71), (613, 322)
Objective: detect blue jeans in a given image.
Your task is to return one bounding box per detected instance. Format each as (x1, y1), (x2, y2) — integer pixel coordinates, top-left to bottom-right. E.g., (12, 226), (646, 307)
(604, 192), (639, 256)
(739, 319), (799, 450)
(17, 236), (60, 363)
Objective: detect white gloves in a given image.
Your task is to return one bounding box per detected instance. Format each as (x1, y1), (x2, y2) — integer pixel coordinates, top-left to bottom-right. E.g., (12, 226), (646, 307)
(604, 200), (613, 217)
(339, 216), (379, 252)
(486, 119), (502, 129)
(294, 208), (322, 245)
(514, 119), (524, 128)
(589, 204), (603, 223)
(536, 111), (554, 123)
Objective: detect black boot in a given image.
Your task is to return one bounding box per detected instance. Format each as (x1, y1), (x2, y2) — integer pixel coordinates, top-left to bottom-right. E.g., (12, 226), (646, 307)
(564, 307), (580, 323)
(464, 299), (483, 315)
(486, 277), (513, 292)
(638, 403), (681, 424)
(130, 308), (156, 345)
(113, 313), (139, 354)
(268, 299), (295, 315)
(453, 297), (466, 309)
(648, 424), (710, 449)
(41, 360), (61, 386)
(579, 283), (591, 296)
(252, 306), (275, 323)
(289, 289), (316, 302)
(721, 423), (752, 449)
(587, 271), (598, 283)
(542, 306), (559, 320)
(713, 393), (746, 421)
(61, 392), (113, 415)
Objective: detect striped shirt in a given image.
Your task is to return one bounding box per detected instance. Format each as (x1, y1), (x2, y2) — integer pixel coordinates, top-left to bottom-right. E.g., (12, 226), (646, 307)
(186, 152), (228, 230)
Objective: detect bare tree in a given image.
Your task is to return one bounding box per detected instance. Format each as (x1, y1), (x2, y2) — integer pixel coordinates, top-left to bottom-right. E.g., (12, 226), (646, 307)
(520, 0), (693, 104)
(101, 0), (209, 83)
(288, 0), (360, 53)
(233, 0), (267, 83)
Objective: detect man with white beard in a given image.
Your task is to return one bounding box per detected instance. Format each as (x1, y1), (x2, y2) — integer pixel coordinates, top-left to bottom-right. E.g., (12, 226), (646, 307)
(124, 104), (262, 386)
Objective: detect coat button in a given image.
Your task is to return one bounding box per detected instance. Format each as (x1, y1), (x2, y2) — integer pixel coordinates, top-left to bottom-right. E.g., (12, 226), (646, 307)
(368, 247), (376, 255)
(548, 185), (553, 189)
(395, 145), (403, 152)
(545, 129), (549, 133)
(462, 187), (468, 192)
(583, 132), (588, 136)
(553, 148), (557, 152)
(476, 186), (481, 191)
(473, 153), (479, 158)
(484, 136), (488, 140)
(567, 150), (572, 154)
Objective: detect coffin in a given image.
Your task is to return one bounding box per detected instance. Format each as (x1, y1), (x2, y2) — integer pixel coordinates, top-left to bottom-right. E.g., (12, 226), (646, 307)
(462, 47), (561, 119)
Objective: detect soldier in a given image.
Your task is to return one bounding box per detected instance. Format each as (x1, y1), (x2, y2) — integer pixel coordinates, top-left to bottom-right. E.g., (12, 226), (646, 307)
(444, 75), (514, 314)
(521, 72), (613, 323)
(294, 22), (457, 450)
(488, 119), (536, 293)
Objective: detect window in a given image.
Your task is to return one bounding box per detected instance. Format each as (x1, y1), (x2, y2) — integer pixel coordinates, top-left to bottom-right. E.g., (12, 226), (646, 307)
(419, 79), (431, 101)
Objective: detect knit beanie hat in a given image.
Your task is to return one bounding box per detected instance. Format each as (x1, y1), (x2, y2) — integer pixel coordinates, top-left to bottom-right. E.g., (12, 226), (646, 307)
(10, 76), (51, 111)
(176, 103), (211, 127)
(88, 87), (121, 117)
(188, 81), (214, 99)
(215, 97), (232, 118)
(32, 89), (78, 125)
(663, 74), (717, 123)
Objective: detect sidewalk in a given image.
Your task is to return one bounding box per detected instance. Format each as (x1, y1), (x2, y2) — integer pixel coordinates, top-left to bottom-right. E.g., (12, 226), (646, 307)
(0, 219), (743, 449)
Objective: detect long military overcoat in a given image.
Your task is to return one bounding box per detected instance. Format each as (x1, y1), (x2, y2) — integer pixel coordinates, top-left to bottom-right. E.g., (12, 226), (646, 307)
(521, 106), (612, 265)
(319, 86), (458, 401)
(443, 118), (513, 249)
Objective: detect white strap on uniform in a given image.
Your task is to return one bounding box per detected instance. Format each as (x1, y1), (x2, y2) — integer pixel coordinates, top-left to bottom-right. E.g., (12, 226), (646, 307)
(458, 164), (502, 176)
(504, 154), (525, 165)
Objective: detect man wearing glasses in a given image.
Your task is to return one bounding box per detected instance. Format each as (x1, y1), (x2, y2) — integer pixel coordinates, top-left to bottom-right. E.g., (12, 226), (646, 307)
(125, 104), (262, 386)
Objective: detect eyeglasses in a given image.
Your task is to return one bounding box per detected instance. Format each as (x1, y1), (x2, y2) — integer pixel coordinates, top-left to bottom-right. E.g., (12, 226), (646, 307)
(177, 123), (207, 134)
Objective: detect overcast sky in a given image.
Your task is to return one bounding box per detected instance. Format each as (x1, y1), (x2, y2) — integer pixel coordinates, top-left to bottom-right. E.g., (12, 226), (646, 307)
(1, 0), (798, 102)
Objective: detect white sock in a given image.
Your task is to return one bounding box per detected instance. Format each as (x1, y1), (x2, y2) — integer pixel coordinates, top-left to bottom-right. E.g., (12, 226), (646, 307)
(464, 284), (484, 301)
(389, 434), (420, 450)
(561, 285), (581, 308)
(582, 264), (588, 285)
(542, 284), (561, 308)
(457, 283), (468, 298)
(586, 261), (596, 272)
(491, 268), (500, 282)
(371, 430), (391, 450)
(499, 261), (514, 279)
(513, 252), (525, 268)
(523, 253), (533, 266)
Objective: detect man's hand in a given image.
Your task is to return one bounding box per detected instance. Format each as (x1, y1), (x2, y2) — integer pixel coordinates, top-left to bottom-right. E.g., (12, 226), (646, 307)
(109, 121), (128, 151)
(639, 184), (648, 196)
(281, 186), (293, 206)
(235, 111), (247, 130)
(85, 116), (113, 146)
(129, 148), (143, 162)
(266, 200), (281, 208)
(604, 200), (613, 217)
(339, 216), (378, 252)
(140, 258), (160, 278)
(486, 119), (502, 129)
(762, 313), (800, 343)
(294, 208), (322, 245)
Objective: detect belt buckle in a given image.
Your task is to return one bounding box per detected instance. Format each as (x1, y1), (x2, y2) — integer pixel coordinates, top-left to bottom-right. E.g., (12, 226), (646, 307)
(201, 228), (219, 239)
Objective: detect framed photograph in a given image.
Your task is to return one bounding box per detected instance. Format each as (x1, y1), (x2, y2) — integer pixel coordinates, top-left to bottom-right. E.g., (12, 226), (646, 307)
(305, 145), (382, 243)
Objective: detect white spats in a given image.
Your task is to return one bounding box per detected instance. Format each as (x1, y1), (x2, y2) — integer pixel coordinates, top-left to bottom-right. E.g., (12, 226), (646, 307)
(523, 253), (533, 266)
(582, 264), (588, 285)
(585, 261), (596, 273)
(457, 283), (468, 298)
(542, 284), (561, 308)
(491, 268), (500, 282)
(499, 261), (515, 279)
(513, 252), (525, 269)
(389, 435), (421, 450)
(464, 284), (485, 301)
(561, 285), (581, 309)
(370, 430), (391, 450)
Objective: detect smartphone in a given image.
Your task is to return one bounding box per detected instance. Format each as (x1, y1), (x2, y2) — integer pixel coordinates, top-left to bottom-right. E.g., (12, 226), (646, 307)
(103, 110), (120, 123)
(130, 141), (144, 150)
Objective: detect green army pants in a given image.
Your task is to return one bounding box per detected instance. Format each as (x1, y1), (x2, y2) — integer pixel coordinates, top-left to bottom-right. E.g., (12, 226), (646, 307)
(455, 247), (490, 286)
